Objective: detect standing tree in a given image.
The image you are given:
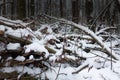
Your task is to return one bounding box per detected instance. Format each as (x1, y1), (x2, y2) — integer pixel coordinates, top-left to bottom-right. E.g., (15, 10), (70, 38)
(2, 0), (6, 16)
(60, 0), (63, 17)
(72, 0), (79, 23)
(85, 0), (93, 24)
(17, 0), (26, 19)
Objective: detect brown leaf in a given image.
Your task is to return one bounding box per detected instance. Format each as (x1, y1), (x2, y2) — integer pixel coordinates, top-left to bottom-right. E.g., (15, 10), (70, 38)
(0, 30), (4, 36)
(40, 27), (48, 34)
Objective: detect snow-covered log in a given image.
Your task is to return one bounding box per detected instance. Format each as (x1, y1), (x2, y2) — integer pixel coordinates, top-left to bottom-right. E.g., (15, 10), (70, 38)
(0, 34), (31, 45)
(0, 16), (33, 28)
(0, 15), (118, 60)
(40, 14), (118, 60)
(95, 27), (116, 35)
(67, 22), (118, 60)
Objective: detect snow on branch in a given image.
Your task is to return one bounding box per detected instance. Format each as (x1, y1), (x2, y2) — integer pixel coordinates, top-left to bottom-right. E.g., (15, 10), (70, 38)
(39, 13), (118, 60)
(95, 27), (116, 35)
(0, 16), (34, 28)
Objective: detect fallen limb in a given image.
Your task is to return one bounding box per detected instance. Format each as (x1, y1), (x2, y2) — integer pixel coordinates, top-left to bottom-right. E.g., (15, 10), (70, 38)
(96, 27), (116, 35)
(40, 14), (118, 60)
(0, 34), (31, 45)
(90, 52), (116, 63)
(0, 16), (41, 40)
(0, 50), (23, 60)
(72, 63), (89, 74)
(68, 22), (118, 60)
(0, 16), (33, 28)
(23, 52), (45, 58)
(65, 34), (92, 40)
(84, 40), (119, 53)
(45, 46), (56, 54)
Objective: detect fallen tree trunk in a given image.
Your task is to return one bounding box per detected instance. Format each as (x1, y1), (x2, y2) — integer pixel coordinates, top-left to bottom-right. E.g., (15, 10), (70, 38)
(0, 16), (33, 28)
(40, 14), (118, 60)
(68, 22), (118, 60)
(0, 15), (118, 60)
(0, 16), (41, 40)
(0, 34), (31, 45)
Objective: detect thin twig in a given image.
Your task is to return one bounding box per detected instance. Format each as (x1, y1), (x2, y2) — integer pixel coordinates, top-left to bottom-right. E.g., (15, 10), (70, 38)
(38, 13), (118, 60)
(72, 64), (89, 74)
(90, 0), (114, 28)
(110, 33), (113, 70)
(90, 52), (116, 63)
(55, 63), (62, 80)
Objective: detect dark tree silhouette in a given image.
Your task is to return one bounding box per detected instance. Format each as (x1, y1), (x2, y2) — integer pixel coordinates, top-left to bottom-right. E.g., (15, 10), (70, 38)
(72, 0), (79, 23)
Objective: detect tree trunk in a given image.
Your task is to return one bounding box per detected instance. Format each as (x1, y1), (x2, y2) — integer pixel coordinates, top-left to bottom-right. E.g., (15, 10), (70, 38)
(72, 0), (79, 23)
(85, 0), (93, 24)
(30, 0), (35, 16)
(3, 0), (6, 16)
(60, 0), (63, 17)
(17, 0), (26, 19)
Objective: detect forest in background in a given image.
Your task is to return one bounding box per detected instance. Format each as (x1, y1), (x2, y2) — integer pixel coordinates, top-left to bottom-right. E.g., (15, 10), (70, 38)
(0, 0), (120, 25)
(0, 0), (120, 80)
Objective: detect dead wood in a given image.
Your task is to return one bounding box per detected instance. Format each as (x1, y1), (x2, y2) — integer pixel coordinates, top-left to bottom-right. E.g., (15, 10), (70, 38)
(0, 34), (31, 45)
(39, 14), (118, 60)
(45, 46), (56, 54)
(0, 16), (34, 28)
(96, 27), (116, 35)
(72, 64), (89, 74)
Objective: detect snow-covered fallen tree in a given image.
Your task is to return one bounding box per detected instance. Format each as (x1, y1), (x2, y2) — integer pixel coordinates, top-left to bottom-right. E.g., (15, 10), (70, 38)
(0, 16), (34, 28)
(0, 16), (120, 80)
(39, 14), (118, 60)
(0, 15), (118, 60)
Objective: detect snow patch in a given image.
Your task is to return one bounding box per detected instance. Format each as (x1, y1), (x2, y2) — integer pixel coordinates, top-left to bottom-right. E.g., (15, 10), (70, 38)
(15, 56), (25, 61)
(24, 42), (49, 57)
(7, 43), (20, 50)
(0, 25), (6, 31)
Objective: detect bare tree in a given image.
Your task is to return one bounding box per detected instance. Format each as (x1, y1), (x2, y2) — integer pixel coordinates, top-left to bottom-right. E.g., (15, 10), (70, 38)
(17, 0), (26, 19)
(72, 0), (79, 23)
(60, 0), (63, 17)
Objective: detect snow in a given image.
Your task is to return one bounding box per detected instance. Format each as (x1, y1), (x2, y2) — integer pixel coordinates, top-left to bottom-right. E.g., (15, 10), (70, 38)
(15, 56), (25, 61)
(29, 55), (34, 60)
(39, 24), (53, 34)
(24, 42), (49, 57)
(44, 34), (56, 41)
(7, 43), (20, 50)
(56, 48), (63, 56)
(6, 57), (13, 61)
(66, 55), (76, 60)
(0, 25), (5, 31)
(0, 42), (5, 51)
(0, 16), (32, 27)
(0, 21), (120, 80)
(1, 63), (120, 80)
(6, 28), (31, 38)
(49, 55), (57, 62)
(1, 67), (15, 73)
(56, 43), (63, 48)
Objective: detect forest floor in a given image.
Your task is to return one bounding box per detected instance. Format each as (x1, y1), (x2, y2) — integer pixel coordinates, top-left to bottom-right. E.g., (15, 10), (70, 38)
(0, 16), (120, 80)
